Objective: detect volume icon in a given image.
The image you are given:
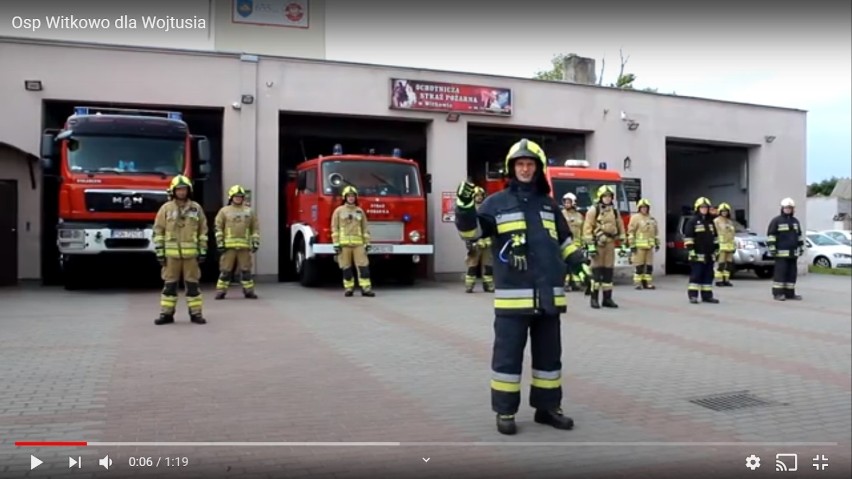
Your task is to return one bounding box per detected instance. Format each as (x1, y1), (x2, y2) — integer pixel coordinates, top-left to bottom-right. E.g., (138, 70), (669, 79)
(99, 455), (112, 470)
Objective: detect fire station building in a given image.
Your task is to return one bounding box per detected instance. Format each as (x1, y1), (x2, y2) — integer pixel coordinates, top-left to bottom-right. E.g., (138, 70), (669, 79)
(0, 6), (807, 285)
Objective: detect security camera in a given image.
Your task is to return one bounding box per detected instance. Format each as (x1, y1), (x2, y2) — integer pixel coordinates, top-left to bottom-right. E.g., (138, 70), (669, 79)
(231, 102), (242, 110)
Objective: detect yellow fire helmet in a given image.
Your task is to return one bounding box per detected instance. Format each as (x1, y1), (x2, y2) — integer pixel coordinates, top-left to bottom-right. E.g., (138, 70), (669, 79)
(504, 138), (547, 176)
(694, 196), (712, 210)
(342, 185), (358, 197)
(473, 186), (486, 197)
(169, 175), (193, 194)
(596, 185), (616, 201)
(717, 202), (731, 212)
(228, 184), (247, 199)
(637, 198), (651, 209)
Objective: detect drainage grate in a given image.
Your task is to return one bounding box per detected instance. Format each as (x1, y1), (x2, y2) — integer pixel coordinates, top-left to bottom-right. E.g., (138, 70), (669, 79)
(688, 391), (781, 412)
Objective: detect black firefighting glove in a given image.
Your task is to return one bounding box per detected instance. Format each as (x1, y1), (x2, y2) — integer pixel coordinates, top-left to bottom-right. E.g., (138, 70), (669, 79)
(455, 181), (476, 209)
(365, 244), (372, 253)
(688, 249), (697, 261)
(198, 252), (207, 264)
(509, 233), (528, 271)
(251, 238), (260, 253)
(155, 247), (166, 266)
(216, 240), (225, 251)
(465, 241), (477, 253)
(655, 243), (660, 252)
(333, 244), (341, 254)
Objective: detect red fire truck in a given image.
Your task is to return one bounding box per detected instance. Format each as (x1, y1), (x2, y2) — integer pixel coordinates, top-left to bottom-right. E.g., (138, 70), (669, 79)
(485, 158), (633, 272)
(285, 145), (434, 287)
(40, 106), (211, 289)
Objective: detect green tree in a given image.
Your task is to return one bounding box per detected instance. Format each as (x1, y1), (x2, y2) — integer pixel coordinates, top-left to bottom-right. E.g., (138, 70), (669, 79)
(807, 177), (840, 197)
(533, 49), (663, 93)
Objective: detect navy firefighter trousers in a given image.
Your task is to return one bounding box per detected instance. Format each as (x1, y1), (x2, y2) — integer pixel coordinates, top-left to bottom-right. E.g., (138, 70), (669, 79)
(491, 313), (562, 415)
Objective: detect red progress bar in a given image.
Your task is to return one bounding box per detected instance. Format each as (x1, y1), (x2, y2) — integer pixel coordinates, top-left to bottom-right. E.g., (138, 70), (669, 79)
(15, 441), (88, 447)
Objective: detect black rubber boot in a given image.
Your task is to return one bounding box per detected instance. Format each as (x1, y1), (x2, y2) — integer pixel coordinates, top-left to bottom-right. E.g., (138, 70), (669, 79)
(601, 290), (619, 308)
(643, 281), (656, 290)
(534, 409), (575, 430)
(483, 283), (495, 293)
(689, 297), (700, 304)
(154, 314), (175, 325)
(190, 314), (207, 324)
(590, 289), (600, 309)
(496, 414), (517, 435)
(634, 283), (643, 290)
(362, 290), (375, 297)
(715, 281), (725, 287)
(344, 290), (354, 297)
(723, 281), (734, 287)
(465, 285), (474, 293)
(702, 297), (720, 304)
(774, 295), (786, 301)
(214, 290), (226, 300)
(786, 293), (802, 301)
(244, 290), (258, 299)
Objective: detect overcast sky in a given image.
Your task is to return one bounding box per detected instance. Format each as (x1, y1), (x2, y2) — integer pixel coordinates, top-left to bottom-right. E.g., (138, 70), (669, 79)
(325, 0), (852, 183)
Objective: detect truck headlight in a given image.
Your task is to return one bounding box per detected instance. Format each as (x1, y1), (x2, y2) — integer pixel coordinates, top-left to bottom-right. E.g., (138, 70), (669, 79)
(409, 230), (421, 242)
(58, 229), (84, 240)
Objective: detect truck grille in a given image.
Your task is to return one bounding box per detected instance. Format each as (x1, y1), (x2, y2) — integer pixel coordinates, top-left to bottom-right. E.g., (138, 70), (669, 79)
(85, 189), (168, 214)
(370, 222), (404, 242)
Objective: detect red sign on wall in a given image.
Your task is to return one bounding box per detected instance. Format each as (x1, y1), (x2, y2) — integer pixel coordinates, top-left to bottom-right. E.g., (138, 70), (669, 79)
(390, 79), (512, 116)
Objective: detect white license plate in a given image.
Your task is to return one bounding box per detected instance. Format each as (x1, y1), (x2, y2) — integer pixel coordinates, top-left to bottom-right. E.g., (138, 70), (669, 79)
(370, 244), (393, 254)
(111, 230), (145, 239)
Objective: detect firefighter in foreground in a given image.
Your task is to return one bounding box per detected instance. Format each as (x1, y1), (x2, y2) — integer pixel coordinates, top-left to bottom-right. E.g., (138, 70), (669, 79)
(214, 185), (260, 300)
(561, 192), (587, 292)
(713, 202), (736, 287)
(455, 138), (575, 436)
(767, 197), (804, 301)
(684, 197), (720, 304)
(464, 186), (494, 293)
(626, 198), (660, 290)
(332, 185), (375, 297)
(582, 185), (628, 308)
(153, 175), (209, 325)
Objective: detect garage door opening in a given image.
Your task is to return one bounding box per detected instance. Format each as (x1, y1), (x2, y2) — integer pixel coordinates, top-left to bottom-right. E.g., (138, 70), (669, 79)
(278, 112), (429, 284)
(664, 140), (768, 277)
(40, 100), (224, 288)
(467, 125), (586, 195)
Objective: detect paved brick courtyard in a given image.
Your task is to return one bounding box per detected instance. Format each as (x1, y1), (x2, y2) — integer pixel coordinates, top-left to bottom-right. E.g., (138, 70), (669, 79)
(1, 273), (850, 478)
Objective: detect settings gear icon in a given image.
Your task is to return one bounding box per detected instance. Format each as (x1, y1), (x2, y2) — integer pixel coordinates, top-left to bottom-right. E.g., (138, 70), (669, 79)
(745, 454), (761, 470)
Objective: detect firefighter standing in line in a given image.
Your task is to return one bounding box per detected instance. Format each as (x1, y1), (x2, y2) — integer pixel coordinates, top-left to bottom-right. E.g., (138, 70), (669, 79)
(561, 192), (587, 292)
(455, 138), (575, 436)
(767, 197), (805, 301)
(684, 197), (720, 304)
(464, 186), (495, 293)
(153, 175), (209, 325)
(332, 185), (375, 297)
(582, 185), (628, 308)
(713, 202), (736, 287)
(626, 198), (660, 290)
(214, 185), (260, 300)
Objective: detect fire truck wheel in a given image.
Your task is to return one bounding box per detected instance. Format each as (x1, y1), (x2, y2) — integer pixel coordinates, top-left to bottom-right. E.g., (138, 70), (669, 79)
(61, 256), (86, 291)
(295, 238), (321, 287)
(395, 260), (416, 286)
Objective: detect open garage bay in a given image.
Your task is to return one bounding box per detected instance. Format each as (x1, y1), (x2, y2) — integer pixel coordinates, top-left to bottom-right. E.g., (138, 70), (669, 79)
(1, 275), (849, 478)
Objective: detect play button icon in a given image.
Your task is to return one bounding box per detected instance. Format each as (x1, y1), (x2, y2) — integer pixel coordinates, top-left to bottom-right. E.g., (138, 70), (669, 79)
(30, 455), (43, 470)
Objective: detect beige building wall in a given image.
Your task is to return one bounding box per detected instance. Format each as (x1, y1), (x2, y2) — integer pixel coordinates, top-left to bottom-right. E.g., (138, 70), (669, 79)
(0, 38), (806, 281)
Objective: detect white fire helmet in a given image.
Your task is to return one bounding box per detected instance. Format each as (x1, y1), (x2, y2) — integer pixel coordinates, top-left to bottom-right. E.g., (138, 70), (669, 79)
(562, 192), (577, 202)
(780, 197), (795, 208)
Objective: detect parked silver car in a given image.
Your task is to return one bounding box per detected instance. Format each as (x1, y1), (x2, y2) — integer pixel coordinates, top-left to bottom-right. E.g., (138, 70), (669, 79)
(666, 214), (774, 278)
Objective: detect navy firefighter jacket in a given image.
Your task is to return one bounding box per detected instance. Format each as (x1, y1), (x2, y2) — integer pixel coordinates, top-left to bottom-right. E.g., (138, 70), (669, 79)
(455, 181), (575, 317)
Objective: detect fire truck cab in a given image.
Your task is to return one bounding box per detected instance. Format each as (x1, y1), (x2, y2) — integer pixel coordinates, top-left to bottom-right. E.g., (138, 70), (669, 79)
(285, 145), (434, 287)
(40, 106), (210, 289)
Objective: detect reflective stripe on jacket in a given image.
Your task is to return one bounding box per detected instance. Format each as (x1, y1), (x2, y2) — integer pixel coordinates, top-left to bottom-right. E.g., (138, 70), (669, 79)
(582, 204), (625, 246)
(455, 182), (573, 316)
(215, 205), (260, 249)
(627, 213), (659, 249)
(562, 208), (585, 246)
(331, 204), (371, 246)
(767, 213), (803, 257)
(153, 200), (209, 259)
(683, 213), (717, 262)
(713, 216), (736, 252)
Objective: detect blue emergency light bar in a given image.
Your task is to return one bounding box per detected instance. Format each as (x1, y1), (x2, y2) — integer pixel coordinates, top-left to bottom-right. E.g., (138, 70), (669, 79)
(333, 144), (343, 155)
(392, 148), (401, 157)
(72, 106), (182, 121)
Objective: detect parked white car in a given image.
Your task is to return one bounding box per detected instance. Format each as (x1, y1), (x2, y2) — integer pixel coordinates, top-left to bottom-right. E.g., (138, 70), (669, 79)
(805, 233), (852, 269)
(819, 229), (852, 246)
